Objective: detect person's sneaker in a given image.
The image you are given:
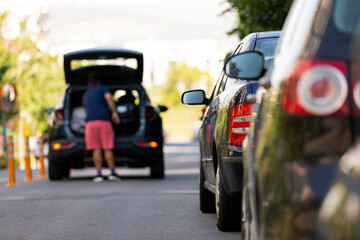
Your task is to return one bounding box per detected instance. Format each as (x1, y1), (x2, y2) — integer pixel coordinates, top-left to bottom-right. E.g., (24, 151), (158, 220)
(93, 176), (104, 182)
(108, 174), (121, 182)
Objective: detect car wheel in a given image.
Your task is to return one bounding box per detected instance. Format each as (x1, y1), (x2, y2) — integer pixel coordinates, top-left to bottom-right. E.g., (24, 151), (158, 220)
(150, 153), (164, 179)
(61, 166), (70, 178)
(199, 161), (216, 213)
(48, 161), (63, 180)
(216, 166), (241, 231)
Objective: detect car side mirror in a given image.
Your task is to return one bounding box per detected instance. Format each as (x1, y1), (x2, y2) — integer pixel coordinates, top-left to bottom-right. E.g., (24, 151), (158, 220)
(158, 105), (168, 112)
(224, 51), (265, 79)
(181, 90), (208, 105)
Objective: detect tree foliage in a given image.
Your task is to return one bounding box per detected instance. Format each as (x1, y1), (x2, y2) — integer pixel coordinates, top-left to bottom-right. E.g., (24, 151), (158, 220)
(223, 0), (293, 39)
(0, 12), (65, 133)
(157, 62), (213, 106)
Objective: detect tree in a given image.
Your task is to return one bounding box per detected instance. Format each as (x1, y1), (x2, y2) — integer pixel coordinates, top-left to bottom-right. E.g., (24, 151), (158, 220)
(223, 0), (293, 39)
(158, 62), (213, 106)
(150, 62), (213, 139)
(0, 12), (65, 132)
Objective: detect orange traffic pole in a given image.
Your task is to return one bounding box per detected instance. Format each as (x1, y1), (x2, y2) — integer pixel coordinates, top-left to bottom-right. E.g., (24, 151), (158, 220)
(24, 136), (32, 182)
(6, 135), (17, 187)
(38, 139), (46, 179)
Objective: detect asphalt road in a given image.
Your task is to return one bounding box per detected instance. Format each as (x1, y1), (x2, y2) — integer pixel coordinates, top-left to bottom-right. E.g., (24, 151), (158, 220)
(0, 141), (240, 240)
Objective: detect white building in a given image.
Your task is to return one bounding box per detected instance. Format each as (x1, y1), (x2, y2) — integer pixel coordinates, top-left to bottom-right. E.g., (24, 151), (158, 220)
(0, 0), (49, 40)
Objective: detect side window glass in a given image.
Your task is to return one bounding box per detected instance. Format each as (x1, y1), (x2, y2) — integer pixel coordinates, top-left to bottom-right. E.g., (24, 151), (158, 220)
(233, 43), (243, 55)
(216, 43), (244, 94)
(214, 72), (225, 96)
(221, 41), (249, 89)
(241, 41), (251, 53)
(218, 74), (228, 94)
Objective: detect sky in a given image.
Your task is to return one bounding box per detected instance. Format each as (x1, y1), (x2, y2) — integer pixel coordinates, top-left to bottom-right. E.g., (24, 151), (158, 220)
(47, 0), (239, 56)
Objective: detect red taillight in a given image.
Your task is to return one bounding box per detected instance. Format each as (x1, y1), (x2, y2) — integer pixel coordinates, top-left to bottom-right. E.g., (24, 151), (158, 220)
(55, 109), (64, 120)
(137, 141), (158, 148)
(229, 103), (252, 146)
(146, 106), (155, 118)
(137, 141), (146, 147)
(52, 142), (74, 150)
(282, 59), (349, 116)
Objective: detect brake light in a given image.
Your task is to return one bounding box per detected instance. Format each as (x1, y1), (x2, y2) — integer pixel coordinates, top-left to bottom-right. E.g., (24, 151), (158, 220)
(53, 143), (61, 150)
(55, 109), (64, 120)
(146, 106), (155, 118)
(229, 103), (252, 146)
(52, 142), (74, 150)
(137, 141), (146, 147)
(282, 59), (349, 116)
(149, 141), (158, 148)
(137, 141), (159, 148)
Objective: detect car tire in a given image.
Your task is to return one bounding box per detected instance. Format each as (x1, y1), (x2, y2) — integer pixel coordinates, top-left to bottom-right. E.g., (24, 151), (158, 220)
(150, 153), (164, 179)
(199, 161), (216, 213)
(48, 161), (63, 180)
(216, 166), (241, 231)
(62, 166), (70, 178)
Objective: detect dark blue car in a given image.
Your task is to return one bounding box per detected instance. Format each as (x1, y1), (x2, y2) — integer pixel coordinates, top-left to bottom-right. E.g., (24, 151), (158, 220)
(182, 31), (280, 231)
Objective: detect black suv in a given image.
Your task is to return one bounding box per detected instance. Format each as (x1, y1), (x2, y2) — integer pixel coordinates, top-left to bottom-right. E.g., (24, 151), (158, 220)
(182, 31), (280, 231)
(47, 48), (167, 180)
(224, 0), (360, 238)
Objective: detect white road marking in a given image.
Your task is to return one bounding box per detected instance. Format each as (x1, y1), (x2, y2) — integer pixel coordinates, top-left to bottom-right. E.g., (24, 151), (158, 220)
(157, 190), (199, 194)
(0, 196), (26, 201)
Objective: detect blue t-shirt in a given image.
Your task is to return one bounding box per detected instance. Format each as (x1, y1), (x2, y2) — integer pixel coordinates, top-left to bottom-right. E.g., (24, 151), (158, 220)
(82, 85), (111, 122)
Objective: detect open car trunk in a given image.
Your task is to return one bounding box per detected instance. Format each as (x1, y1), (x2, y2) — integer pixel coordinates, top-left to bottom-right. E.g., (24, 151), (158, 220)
(68, 87), (141, 137)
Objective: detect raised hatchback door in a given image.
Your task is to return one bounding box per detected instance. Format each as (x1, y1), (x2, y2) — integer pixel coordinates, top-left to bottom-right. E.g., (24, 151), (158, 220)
(64, 48), (143, 85)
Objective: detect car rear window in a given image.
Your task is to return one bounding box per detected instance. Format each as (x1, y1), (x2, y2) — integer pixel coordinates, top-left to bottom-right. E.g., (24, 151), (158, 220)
(333, 0), (360, 34)
(71, 57), (138, 71)
(113, 89), (140, 105)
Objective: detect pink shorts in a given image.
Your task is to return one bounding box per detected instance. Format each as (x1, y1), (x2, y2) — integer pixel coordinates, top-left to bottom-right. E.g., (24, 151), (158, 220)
(85, 120), (115, 150)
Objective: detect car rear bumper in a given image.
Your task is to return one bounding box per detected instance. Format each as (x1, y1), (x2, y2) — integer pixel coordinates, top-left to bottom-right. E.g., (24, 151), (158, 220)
(48, 138), (163, 168)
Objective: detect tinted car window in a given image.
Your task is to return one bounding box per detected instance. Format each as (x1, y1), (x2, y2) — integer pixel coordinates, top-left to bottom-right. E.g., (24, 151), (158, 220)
(211, 72), (225, 99)
(71, 58), (138, 71)
(217, 73), (228, 94)
(333, 0), (360, 33)
(255, 38), (278, 68)
(215, 44), (244, 95)
(241, 40), (251, 53)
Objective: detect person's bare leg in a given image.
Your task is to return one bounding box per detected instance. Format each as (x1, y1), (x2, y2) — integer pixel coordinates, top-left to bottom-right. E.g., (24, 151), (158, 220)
(104, 149), (115, 169)
(93, 148), (103, 171)
(104, 149), (120, 181)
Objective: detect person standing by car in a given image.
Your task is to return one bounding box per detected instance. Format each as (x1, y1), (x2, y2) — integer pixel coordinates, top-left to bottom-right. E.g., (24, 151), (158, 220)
(82, 72), (121, 182)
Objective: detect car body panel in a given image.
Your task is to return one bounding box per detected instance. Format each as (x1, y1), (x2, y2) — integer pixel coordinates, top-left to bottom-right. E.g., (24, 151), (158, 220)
(64, 48), (144, 85)
(316, 141), (360, 239)
(239, 0), (360, 239)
